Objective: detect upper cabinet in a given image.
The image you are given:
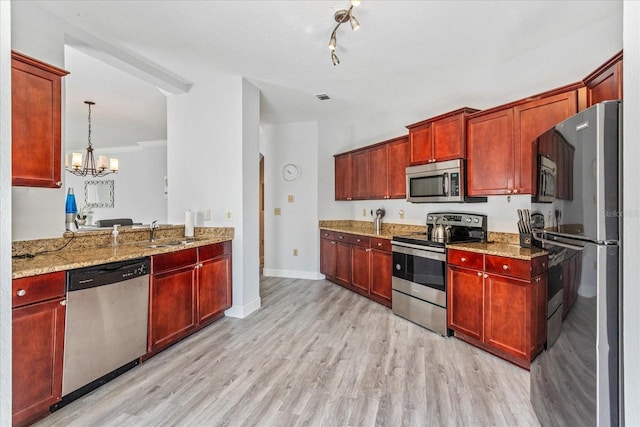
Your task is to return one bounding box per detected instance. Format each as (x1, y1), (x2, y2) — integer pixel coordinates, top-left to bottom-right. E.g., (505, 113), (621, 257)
(334, 135), (409, 201)
(406, 107), (478, 165)
(467, 86), (579, 196)
(11, 51), (69, 188)
(583, 51), (623, 107)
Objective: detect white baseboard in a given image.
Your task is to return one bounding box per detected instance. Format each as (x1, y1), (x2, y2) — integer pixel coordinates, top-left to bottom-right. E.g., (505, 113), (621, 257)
(224, 296), (261, 319)
(262, 268), (325, 280)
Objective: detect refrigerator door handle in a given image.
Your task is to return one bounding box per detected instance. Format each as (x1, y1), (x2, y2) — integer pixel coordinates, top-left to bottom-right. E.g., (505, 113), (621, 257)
(532, 229), (586, 251)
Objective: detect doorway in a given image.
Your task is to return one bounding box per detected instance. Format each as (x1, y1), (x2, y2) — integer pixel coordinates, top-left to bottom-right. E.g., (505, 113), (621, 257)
(259, 155), (264, 270)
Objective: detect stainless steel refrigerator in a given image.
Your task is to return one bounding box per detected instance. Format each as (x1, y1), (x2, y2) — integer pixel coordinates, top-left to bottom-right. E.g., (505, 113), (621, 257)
(530, 100), (622, 426)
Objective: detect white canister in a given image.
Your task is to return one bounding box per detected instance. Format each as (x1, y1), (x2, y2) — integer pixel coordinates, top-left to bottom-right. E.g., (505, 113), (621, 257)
(185, 210), (194, 237)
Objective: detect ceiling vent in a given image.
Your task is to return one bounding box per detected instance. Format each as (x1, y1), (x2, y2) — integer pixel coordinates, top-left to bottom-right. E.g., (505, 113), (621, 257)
(315, 93), (331, 101)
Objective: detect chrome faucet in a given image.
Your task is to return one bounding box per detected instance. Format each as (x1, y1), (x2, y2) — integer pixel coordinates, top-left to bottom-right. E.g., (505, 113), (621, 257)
(150, 220), (159, 242)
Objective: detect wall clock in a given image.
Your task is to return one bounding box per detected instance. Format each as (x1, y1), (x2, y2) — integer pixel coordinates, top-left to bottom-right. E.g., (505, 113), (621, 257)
(282, 163), (300, 182)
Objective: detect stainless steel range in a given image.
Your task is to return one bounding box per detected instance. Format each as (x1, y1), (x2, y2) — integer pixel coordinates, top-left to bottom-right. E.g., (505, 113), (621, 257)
(391, 212), (487, 336)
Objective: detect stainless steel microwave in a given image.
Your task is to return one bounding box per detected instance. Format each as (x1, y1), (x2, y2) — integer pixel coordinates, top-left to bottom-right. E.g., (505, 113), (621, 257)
(406, 159), (465, 203)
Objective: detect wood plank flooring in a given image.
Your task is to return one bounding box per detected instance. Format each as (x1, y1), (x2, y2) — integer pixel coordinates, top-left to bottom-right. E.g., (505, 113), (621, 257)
(35, 277), (540, 426)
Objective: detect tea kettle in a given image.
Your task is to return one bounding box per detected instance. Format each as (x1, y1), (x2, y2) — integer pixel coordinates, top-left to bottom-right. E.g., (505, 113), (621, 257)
(431, 216), (451, 242)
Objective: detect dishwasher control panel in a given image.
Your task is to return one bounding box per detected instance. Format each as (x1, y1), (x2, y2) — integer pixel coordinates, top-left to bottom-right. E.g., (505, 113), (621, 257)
(67, 258), (150, 292)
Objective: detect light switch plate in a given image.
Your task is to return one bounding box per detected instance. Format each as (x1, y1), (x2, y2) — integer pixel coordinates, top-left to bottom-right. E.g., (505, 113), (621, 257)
(204, 209), (211, 221)
(274, 207), (281, 216)
(288, 195), (294, 203)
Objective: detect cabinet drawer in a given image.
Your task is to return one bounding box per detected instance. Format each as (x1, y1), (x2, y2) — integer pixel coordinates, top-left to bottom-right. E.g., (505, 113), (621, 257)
(532, 255), (549, 277)
(370, 237), (391, 251)
(485, 255), (531, 280)
(335, 232), (351, 243)
(448, 249), (483, 270)
(152, 248), (198, 274)
(12, 271), (66, 308)
(320, 229), (335, 240)
(350, 234), (370, 247)
(198, 241), (230, 261)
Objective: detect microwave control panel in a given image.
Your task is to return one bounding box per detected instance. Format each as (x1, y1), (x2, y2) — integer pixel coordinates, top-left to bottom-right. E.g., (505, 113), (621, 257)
(450, 172), (460, 196)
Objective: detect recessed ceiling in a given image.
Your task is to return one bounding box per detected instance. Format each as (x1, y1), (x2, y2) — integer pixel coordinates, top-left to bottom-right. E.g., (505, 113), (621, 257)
(29, 0), (622, 148)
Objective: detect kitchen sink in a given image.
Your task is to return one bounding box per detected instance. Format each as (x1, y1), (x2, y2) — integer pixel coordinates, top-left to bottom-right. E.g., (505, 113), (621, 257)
(146, 238), (198, 248)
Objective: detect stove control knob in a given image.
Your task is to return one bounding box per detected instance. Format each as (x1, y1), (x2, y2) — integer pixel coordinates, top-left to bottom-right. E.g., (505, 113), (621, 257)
(466, 218), (472, 223)
(473, 218), (479, 223)
(427, 216), (433, 221)
(395, 264), (402, 271)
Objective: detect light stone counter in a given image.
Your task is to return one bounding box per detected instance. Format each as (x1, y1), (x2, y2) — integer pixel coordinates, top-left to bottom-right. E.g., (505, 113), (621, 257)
(12, 226), (234, 279)
(446, 241), (548, 260)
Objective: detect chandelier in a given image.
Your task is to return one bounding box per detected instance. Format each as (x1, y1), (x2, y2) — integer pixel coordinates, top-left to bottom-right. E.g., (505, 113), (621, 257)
(328, 0), (361, 66)
(65, 101), (118, 177)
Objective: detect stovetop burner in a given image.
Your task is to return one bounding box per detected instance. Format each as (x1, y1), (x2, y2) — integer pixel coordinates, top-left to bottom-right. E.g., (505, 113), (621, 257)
(392, 212), (487, 249)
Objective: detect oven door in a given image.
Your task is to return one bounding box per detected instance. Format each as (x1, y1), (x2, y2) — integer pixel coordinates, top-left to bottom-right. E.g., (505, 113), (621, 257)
(392, 243), (446, 293)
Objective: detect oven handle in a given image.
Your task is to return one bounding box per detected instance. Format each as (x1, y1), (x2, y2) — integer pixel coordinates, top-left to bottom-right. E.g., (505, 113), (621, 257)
(391, 244), (446, 261)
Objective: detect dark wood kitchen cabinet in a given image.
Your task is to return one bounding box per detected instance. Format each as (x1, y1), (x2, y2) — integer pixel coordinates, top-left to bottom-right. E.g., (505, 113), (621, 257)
(12, 271), (66, 427)
(351, 150), (369, 200)
(447, 249), (548, 369)
(584, 51), (623, 107)
(11, 51), (69, 188)
(368, 135), (409, 199)
(334, 153), (352, 200)
(406, 107), (478, 165)
(319, 230), (392, 307)
(148, 242), (232, 357)
(467, 87), (579, 196)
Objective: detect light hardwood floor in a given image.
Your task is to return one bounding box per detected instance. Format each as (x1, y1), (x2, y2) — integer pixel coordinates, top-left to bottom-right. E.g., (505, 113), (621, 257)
(36, 277), (541, 427)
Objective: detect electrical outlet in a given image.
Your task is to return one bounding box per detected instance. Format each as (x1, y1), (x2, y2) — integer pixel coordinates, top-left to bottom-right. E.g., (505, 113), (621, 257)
(204, 209), (211, 221)
(293, 249), (298, 256)
(274, 207), (281, 216)
(399, 210), (405, 219)
(288, 195), (294, 203)
(226, 210), (232, 220)
(363, 209), (367, 217)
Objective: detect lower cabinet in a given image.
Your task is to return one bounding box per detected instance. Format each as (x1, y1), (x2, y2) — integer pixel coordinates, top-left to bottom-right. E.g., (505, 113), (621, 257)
(447, 249), (548, 369)
(12, 271), (66, 427)
(319, 230), (392, 307)
(148, 242), (232, 356)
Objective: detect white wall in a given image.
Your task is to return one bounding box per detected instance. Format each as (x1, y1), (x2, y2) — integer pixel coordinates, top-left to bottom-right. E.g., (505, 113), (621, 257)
(622, 2), (640, 425)
(65, 142), (168, 225)
(0, 2), (11, 423)
(167, 77), (261, 318)
(11, 2), (67, 240)
(262, 122), (322, 279)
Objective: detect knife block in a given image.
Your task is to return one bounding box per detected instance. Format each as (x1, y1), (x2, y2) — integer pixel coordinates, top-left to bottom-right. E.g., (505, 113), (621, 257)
(519, 233), (532, 248)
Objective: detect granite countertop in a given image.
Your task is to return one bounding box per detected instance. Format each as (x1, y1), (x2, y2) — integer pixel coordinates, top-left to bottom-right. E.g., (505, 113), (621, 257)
(319, 225), (396, 240)
(446, 241), (548, 260)
(12, 227), (233, 279)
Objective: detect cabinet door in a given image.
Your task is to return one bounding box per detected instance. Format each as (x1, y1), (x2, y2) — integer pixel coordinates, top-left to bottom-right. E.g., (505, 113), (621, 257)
(198, 255), (232, 325)
(386, 136), (409, 199)
(12, 298), (65, 426)
(351, 150), (369, 199)
(11, 52), (68, 188)
(432, 113), (465, 161)
(351, 246), (371, 295)
(513, 91), (577, 194)
(149, 266), (197, 351)
(320, 238), (337, 279)
(447, 266), (484, 341)
(409, 124), (433, 165)
(370, 249), (392, 305)
(368, 144), (388, 199)
(466, 109), (514, 196)
(484, 274), (530, 360)
(335, 242), (352, 287)
(586, 55), (623, 106)
(335, 153), (352, 200)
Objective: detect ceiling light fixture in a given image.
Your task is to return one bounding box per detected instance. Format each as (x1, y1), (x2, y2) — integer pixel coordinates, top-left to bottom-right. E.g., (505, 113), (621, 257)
(328, 0), (361, 66)
(65, 101), (119, 177)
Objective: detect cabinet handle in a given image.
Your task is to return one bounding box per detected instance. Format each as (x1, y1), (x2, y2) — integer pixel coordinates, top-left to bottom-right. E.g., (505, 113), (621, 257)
(513, 189), (519, 194)
(16, 289), (26, 297)
(356, 239), (361, 242)
(366, 248), (372, 252)
(56, 181), (62, 187)
(60, 300), (67, 306)
(502, 264), (509, 270)
(339, 236), (343, 239)
(377, 243), (383, 247)
(396, 264), (402, 271)
(331, 241), (336, 245)
(507, 189), (513, 194)
(484, 274), (488, 279)
(535, 277), (541, 283)
(461, 257), (466, 262)
(477, 272), (482, 277)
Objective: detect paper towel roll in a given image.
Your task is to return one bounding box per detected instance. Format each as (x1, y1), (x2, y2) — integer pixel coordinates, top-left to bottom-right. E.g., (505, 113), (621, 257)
(185, 210), (194, 237)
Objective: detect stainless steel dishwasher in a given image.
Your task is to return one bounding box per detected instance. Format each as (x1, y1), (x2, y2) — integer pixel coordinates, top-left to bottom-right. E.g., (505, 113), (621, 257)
(53, 257), (150, 410)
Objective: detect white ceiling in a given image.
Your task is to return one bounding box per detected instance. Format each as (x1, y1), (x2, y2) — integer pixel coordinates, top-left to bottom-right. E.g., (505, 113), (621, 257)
(29, 1), (623, 150)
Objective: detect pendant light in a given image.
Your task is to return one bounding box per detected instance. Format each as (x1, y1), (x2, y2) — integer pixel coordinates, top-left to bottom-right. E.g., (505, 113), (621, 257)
(327, 0), (362, 66)
(65, 101), (118, 177)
